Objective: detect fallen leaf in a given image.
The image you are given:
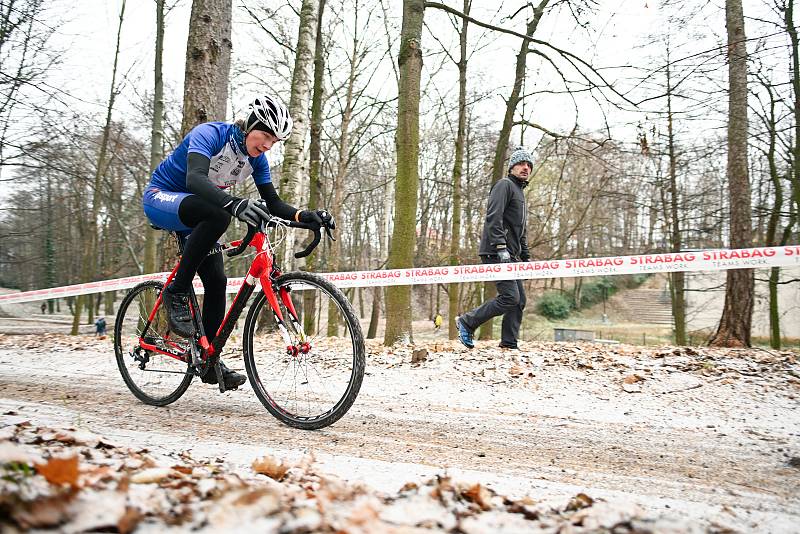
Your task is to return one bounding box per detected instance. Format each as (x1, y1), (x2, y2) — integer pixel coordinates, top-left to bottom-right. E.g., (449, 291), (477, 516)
(252, 455), (289, 480)
(461, 483), (494, 511)
(571, 500), (641, 529)
(11, 495), (75, 529)
(347, 501), (380, 526)
(51, 429), (86, 446)
(207, 488), (281, 527)
(172, 464), (193, 475)
(506, 497), (540, 520)
(399, 481), (418, 492)
(117, 507), (142, 534)
(130, 467), (175, 484)
(80, 465), (113, 487)
(623, 374), (645, 384)
(412, 348), (428, 363)
(509, 365), (524, 376)
(565, 492), (594, 512)
(36, 455), (80, 488)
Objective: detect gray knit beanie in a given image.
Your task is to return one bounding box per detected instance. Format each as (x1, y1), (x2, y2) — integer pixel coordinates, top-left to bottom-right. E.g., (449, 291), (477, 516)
(508, 146), (533, 172)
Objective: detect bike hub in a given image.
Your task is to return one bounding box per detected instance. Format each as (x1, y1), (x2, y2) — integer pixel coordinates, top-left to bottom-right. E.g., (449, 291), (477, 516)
(286, 342), (311, 357)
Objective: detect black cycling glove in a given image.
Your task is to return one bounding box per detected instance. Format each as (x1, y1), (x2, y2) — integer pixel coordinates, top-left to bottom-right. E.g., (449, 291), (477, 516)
(227, 198), (270, 226)
(298, 209), (335, 229)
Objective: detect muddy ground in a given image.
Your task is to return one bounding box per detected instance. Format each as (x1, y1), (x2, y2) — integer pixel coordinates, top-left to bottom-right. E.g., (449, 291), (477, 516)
(1, 331), (799, 532)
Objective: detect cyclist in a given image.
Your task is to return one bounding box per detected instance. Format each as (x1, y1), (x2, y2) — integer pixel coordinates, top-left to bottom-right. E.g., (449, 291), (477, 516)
(142, 95), (332, 390)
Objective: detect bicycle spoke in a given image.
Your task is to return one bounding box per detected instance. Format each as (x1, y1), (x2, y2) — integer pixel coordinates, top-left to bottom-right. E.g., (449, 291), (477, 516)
(245, 272), (364, 428)
(114, 282), (193, 406)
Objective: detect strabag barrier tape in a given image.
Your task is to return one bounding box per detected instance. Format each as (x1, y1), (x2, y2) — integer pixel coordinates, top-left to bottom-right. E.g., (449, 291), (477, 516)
(1, 245), (799, 305)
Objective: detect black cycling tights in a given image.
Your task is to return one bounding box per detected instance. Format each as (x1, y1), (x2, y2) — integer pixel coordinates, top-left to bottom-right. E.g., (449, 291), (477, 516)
(172, 195), (231, 339)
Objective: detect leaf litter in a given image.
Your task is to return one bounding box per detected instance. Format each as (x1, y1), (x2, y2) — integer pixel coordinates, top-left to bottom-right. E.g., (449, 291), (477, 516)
(0, 419), (704, 533)
(1, 333), (798, 532)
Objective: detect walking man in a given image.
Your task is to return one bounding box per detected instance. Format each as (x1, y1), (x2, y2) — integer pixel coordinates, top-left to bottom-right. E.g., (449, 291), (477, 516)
(456, 146), (532, 349)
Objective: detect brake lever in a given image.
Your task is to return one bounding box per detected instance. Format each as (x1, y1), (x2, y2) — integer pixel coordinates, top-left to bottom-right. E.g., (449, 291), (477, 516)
(324, 225), (336, 242)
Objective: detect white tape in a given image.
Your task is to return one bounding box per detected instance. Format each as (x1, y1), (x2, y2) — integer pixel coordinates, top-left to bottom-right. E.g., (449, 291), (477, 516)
(1, 245), (798, 305)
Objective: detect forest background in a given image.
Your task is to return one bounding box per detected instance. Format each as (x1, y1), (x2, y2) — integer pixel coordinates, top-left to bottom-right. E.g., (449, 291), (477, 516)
(0, 0), (797, 349)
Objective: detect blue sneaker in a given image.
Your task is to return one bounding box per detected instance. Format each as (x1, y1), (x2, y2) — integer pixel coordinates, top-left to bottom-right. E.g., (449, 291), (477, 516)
(455, 316), (474, 349)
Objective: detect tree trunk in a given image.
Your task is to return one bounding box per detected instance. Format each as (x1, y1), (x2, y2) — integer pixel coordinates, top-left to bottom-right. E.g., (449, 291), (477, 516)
(709, 0), (753, 348)
(448, 0), (469, 340)
(70, 295), (83, 336)
(665, 55), (686, 345)
(303, 0), (326, 336)
(787, 0), (800, 211)
(760, 79), (783, 348)
(367, 286), (381, 339)
(280, 0), (319, 205)
(307, 0), (325, 218)
(368, 169), (392, 339)
(144, 0), (166, 274)
(180, 0), (232, 136)
(479, 0), (548, 340)
(45, 172), (55, 312)
(384, 0), (424, 346)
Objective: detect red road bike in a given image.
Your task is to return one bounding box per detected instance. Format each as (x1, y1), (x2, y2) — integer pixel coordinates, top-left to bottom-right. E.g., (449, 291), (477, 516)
(113, 217), (365, 430)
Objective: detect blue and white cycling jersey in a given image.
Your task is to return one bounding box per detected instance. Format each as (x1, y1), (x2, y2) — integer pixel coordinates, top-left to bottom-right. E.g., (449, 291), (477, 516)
(149, 122), (271, 192)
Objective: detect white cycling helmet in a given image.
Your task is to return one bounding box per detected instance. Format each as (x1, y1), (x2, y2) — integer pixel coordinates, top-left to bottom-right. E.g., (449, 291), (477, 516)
(246, 95), (293, 140)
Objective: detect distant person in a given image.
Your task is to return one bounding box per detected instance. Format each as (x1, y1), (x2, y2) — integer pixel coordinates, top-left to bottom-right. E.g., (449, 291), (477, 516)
(456, 147), (532, 350)
(433, 313), (443, 331)
(40, 302), (46, 314)
(95, 316), (107, 338)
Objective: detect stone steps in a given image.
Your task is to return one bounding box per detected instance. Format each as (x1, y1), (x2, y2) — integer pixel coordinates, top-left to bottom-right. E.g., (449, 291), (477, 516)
(621, 289), (674, 326)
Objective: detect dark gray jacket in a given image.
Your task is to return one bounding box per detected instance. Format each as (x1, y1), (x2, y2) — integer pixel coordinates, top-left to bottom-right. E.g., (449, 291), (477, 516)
(478, 175), (530, 261)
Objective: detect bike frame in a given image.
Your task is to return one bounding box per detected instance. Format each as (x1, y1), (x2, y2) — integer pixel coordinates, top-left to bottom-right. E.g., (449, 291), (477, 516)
(137, 229), (308, 365)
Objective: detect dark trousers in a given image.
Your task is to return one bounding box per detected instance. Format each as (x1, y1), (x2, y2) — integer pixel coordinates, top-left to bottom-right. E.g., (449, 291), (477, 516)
(460, 256), (526, 347)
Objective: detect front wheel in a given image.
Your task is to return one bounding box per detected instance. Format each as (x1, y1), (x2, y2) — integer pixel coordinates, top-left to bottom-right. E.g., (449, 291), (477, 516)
(114, 281), (193, 406)
(243, 271), (365, 429)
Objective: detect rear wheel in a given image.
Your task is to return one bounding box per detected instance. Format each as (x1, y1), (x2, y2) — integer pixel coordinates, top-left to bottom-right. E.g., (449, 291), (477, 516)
(114, 281), (193, 406)
(243, 272), (365, 429)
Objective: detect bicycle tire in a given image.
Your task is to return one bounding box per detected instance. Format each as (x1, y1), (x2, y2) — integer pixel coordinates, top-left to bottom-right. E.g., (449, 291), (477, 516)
(243, 271), (365, 430)
(114, 280), (193, 406)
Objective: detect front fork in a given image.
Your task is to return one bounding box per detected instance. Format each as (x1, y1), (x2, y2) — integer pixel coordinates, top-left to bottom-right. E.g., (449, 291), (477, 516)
(264, 277), (310, 357)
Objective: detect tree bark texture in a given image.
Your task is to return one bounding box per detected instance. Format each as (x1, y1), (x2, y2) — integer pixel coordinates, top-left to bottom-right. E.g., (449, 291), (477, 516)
(180, 0), (232, 137)
(280, 0), (319, 204)
(710, 0), (754, 348)
(384, 0), (424, 345)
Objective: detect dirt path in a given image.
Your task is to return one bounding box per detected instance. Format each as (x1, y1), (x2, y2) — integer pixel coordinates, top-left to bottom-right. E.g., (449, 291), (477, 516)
(1, 333), (799, 532)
